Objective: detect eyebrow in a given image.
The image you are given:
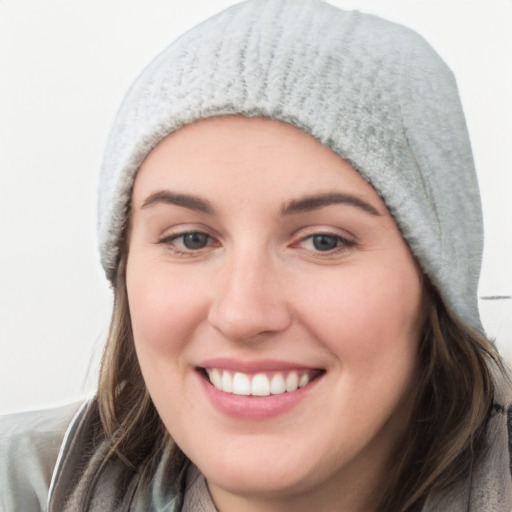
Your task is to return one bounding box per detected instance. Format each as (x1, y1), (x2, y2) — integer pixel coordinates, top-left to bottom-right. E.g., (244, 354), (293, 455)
(141, 190), (214, 214)
(281, 192), (382, 216)
(140, 190), (381, 217)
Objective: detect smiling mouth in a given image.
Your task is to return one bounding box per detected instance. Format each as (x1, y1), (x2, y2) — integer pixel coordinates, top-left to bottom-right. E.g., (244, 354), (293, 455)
(199, 368), (325, 397)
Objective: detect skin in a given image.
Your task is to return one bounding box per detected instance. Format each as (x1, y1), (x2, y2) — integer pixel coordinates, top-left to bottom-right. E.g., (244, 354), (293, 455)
(126, 116), (425, 512)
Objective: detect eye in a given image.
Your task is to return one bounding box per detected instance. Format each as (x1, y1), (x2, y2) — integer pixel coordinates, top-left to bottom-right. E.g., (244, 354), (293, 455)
(159, 230), (218, 255)
(180, 232), (209, 250)
(310, 234), (341, 251)
(297, 232), (355, 253)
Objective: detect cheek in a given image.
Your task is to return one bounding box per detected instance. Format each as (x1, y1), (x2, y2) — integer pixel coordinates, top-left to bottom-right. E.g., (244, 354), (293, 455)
(296, 256), (423, 370)
(126, 261), (210, 360)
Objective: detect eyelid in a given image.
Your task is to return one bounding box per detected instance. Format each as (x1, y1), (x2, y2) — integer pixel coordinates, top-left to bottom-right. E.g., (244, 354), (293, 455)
(157, 223), (217, 241)
(157, 225), (221, 256)
(300, 233), (354, 247)
(290, 227), (357, 255)
(291, 225), (356, 243)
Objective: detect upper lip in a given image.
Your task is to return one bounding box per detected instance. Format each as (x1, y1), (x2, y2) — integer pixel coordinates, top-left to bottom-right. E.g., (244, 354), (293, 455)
(198, 357), (323, 373)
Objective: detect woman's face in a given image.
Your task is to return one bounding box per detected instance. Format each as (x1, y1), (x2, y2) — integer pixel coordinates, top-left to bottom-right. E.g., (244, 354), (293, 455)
(127, 116), (425, 509)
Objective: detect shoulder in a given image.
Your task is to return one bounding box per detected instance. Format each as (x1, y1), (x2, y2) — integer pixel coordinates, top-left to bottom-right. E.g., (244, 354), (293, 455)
(0, 402), (83, 512)
(492, 362), (512, 477)
(469, 362), (512, 511)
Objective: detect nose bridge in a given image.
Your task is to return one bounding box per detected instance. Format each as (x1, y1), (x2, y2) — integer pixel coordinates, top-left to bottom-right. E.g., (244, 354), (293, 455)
(209, 245), (291, 341)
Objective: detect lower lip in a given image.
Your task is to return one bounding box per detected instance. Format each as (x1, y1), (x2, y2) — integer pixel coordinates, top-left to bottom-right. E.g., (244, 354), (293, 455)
(198, 372), (322, 419)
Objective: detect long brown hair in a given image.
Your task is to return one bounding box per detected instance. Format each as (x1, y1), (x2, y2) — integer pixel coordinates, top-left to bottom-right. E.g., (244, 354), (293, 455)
(379, 282), (501, 510)
(96, 253), (502, 510)
(97, 254), (171, 474)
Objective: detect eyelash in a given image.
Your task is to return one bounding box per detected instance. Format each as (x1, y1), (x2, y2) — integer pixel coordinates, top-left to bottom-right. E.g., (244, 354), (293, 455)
(158, 231), (218, 256)
(295, 233), (356, 254)
(158, 230), (356, 257)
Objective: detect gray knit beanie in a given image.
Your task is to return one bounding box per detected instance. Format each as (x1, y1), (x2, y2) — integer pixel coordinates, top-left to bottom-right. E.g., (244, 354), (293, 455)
(98, 0), (484, 331)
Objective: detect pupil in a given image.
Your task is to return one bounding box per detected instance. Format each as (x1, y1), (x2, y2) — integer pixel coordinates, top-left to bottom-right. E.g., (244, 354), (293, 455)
(312, 234), (338, 251)
(183, 232), (208, 249)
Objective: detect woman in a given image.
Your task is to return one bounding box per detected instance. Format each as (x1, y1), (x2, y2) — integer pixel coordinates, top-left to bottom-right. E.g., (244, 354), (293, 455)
(2, 0), (511, 510)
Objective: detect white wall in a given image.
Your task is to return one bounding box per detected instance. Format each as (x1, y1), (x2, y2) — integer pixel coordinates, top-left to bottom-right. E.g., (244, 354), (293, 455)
(1, 0), (511, 414)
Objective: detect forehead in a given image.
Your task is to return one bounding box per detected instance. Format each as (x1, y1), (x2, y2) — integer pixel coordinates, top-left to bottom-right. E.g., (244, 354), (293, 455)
(132, 116), (384, 212)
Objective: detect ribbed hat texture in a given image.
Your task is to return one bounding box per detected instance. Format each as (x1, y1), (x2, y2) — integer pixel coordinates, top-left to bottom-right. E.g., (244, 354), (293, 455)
(98, 0), (483, 330)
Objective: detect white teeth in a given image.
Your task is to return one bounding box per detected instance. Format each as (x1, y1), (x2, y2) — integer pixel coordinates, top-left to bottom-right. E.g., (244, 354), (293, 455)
(251, 373), (271, 396)
(221, 371), (233, 393)
(209, 369), (222, 390)
(205, 369), (315, 396)
(299, 373), (309, 388)
(270, 373), (286, 394)
(232, 372), (251, 395)
(285, 372), (299, 392)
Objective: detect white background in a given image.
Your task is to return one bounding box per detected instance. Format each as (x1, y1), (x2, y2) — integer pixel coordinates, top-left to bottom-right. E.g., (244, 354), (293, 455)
(1, 0), (511, 414)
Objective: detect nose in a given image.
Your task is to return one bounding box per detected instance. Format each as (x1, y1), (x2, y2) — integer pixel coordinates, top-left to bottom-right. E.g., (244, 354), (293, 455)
(208, 251), (293, 343)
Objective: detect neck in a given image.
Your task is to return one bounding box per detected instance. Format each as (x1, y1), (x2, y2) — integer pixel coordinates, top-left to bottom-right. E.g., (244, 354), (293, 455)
(207, 456), (389, 512)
